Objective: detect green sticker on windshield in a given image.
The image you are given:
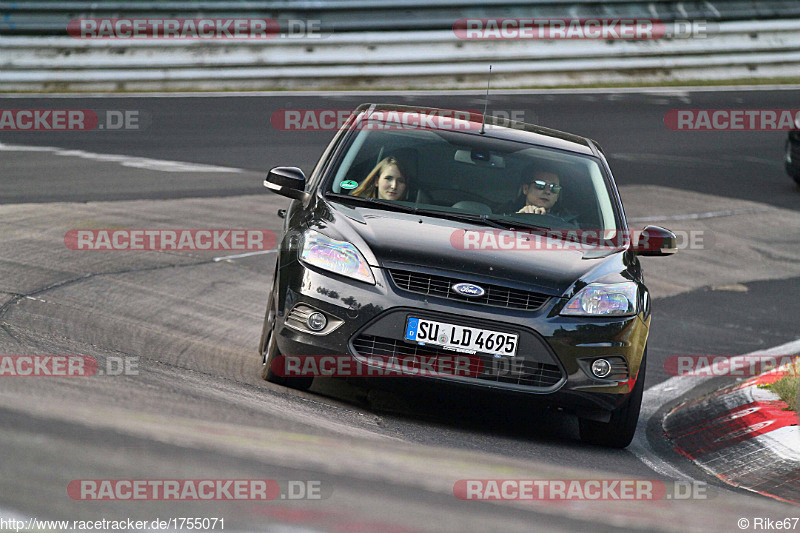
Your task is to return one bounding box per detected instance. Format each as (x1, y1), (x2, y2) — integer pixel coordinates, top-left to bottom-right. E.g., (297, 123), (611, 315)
(340, 180), (358, 190)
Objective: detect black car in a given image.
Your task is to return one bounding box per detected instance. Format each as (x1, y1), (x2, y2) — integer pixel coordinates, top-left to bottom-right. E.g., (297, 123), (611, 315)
(259, 104), (676, 448)
(785, 130), (800, 185)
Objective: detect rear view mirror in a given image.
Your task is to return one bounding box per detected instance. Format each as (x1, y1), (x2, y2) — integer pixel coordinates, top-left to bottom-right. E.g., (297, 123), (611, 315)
(634, 225), (678, 256)
(453, 149), (506, 168)
(264, 166), (309, 202)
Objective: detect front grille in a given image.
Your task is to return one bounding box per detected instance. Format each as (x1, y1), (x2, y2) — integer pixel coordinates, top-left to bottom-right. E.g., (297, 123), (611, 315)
(388, 269), (550, 311)
(352, 334), (563, 389)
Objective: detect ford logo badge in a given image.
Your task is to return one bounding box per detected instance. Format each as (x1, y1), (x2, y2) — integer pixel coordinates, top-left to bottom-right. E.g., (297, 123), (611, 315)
(452, 282), (485, 298)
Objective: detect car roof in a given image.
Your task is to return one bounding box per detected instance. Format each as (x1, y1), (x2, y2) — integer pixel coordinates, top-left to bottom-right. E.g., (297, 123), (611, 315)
(354, 103), (598, 157)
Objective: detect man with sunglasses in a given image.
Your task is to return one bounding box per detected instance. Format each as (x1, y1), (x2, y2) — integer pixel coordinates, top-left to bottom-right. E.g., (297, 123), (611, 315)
(517, 168), (563, 215)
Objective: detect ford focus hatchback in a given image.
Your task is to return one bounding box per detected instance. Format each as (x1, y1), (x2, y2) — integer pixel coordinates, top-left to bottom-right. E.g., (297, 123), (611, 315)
(259, 104), (676, 448)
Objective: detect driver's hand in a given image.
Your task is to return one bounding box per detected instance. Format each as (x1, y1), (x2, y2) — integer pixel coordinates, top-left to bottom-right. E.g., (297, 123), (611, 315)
(517, 205), (547, 215)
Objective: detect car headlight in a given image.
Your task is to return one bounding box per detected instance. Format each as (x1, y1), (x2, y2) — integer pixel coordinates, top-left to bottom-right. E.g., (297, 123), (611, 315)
(299, 230), (375, 285)
(561, 282), (638, 316)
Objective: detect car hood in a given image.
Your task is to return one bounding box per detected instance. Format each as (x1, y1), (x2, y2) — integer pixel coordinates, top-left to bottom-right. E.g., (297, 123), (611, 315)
(317, 201), (630, 297)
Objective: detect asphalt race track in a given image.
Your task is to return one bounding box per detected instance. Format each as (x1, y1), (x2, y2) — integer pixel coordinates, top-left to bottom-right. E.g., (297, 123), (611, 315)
(1, 88), (799, 532)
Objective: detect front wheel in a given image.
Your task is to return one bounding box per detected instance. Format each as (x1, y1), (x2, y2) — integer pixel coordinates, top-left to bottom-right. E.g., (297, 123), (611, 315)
(579, 349), (646, 448)
(785, 140), (800, 185)
(259, 283), (314, 391)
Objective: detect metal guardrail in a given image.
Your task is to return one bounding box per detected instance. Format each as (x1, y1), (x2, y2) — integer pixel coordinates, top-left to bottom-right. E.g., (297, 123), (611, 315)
(4, 20), (800, 68)
(0, 19), (798, 91)
(2, 0), (800, 34)
(1, 2), (799, 90)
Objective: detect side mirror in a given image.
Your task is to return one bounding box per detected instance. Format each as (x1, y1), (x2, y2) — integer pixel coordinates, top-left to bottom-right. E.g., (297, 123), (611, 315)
(264, 166), (309, 202)
(633, 225), (678, 256)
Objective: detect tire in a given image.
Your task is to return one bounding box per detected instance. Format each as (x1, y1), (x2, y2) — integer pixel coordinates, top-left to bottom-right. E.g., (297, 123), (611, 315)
(259, 278), (314, 391)
(784, 140), (800, 185)
(579, 349), (646, 448)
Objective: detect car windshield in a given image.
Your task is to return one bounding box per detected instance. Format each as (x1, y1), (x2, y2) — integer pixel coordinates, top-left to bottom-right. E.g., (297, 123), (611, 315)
(325, 120), (620, 233)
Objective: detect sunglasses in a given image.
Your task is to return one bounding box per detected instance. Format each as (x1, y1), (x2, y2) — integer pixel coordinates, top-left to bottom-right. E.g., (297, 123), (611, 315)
(531, 180), (562, 194)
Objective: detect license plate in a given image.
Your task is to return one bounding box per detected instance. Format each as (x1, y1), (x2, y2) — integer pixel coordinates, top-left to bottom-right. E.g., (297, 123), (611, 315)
(405, 317), (518, 356)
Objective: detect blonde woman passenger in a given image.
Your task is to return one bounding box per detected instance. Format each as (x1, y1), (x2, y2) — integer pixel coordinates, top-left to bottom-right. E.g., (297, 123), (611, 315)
(351, 156), (409, 201)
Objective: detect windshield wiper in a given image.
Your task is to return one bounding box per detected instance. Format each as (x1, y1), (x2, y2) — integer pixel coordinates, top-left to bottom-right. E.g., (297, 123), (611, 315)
(469, 214), (552, 232)
(413, 210), (512, 230)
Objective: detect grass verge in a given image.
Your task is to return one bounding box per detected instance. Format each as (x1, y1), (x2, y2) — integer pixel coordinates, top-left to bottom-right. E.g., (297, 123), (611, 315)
(760, 359), (800, 411)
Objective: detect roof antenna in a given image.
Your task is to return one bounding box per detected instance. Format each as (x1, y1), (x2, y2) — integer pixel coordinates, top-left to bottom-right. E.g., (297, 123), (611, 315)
(480, 65), (492, 135)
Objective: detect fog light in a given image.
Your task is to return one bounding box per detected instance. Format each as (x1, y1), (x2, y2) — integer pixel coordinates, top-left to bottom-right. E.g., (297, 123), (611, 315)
(307, 311), (327, 332)
(591, 359), (612, 378)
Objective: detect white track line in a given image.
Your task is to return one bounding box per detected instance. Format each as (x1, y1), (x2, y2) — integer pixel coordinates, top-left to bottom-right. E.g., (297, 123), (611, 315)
(628, 206), (774, 222)
(0, 142), (243, 173)
(213, 250), (277, 262)
(631, 338), (800, 480)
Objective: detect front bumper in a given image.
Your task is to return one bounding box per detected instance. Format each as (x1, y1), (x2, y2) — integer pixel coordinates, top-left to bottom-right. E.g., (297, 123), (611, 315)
(273, 258), (650, 420)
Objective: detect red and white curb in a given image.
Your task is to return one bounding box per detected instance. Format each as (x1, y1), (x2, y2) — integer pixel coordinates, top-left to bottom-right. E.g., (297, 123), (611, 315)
(662, 348), (800, 504)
